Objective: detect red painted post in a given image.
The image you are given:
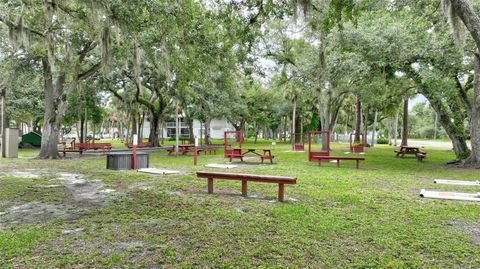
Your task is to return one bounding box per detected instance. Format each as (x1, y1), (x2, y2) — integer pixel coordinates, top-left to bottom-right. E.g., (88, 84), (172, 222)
(308, 131), (312, 161)
(278, 184), (285, 202)
(132, 134), (138, 170)
(242, 180), (247, 197)
(194, 137), (198, 166)
(208, 178), (214, 194)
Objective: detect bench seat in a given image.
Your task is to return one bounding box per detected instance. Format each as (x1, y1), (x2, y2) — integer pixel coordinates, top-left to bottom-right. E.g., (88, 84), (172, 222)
(416, 153), (426, 162)
(313, 156), (365, 169)
(59, 149), (84, 156)
(260, 155), (275, 164)
(196, 171), (296, 202)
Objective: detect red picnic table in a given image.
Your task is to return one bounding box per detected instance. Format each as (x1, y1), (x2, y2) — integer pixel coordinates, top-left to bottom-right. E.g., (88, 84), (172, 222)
(394, 145), (427, 161)
(227, 148), (275, 163)
(168, 144), (195, 155)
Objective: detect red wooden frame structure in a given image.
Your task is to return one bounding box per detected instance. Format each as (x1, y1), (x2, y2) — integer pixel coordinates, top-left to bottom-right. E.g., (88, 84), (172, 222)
(349, 133), (365, 153)
(224, 131), (243, 158)
(292, 132), (305, 151)
(308, 131), (330, 161)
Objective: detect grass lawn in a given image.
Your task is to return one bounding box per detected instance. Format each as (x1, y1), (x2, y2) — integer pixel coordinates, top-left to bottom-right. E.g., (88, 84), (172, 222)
(0, 141), (479, 268)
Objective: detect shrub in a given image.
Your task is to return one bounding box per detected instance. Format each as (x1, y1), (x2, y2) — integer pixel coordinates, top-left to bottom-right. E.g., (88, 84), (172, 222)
(377, 136), (388, 144)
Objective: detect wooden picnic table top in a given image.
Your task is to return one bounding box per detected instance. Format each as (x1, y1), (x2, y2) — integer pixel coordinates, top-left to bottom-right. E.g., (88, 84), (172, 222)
(169, 144), (194, 148)
(400, 145), (420, 149)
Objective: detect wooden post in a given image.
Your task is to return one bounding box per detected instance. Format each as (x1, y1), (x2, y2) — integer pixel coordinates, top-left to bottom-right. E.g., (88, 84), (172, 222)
(208, 178), (214, 194)
(241, 180), (247, 197)
(132, 134), (138, 169)
(194, 137), (198, 166)
(278, 184), (285, 202)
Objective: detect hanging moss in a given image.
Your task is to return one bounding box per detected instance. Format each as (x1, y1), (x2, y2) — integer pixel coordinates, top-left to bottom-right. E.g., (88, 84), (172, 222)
(441, 0), (466, 51)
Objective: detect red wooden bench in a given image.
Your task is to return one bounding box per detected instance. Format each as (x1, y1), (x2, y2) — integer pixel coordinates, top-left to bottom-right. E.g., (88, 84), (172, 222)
(197, 147), (217, 155)
(59, 148), (85, 156)
(196, 171), (296, 202)
(167, 145), (194, 155)
(125, 142), (153, 148)
(76, 142), (112, 153)
(313, 156), (365, 169)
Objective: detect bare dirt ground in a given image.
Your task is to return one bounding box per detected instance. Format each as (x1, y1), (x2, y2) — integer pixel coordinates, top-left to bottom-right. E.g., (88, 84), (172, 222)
(0, 171), (115, 230)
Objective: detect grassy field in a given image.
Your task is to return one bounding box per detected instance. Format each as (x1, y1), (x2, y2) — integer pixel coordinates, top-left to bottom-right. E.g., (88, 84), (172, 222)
(0, 141), (479, 268)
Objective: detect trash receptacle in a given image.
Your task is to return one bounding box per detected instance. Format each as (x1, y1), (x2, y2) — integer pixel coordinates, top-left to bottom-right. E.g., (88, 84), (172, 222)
(5, 128), (19, 158)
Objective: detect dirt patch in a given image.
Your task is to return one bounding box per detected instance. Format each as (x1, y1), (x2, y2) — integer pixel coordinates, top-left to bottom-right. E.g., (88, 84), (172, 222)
(450, 220), (480, 245)
(57, 173), (111, 205)
(0, 201), (77, 230)
(0, 170), (44, 179)
(0, 172), (116, 230)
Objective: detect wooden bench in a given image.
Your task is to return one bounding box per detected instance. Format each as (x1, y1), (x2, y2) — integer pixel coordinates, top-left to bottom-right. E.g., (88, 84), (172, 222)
(59, 148), (84, 156)
(196, 172), (296, 202)
(167, 146), (191, 155)
(198, 147), (217, 155)
(227, 153), (244, 162)
(125, 142), (153, 148)
(313, 156), (365, 169)
(76, 143), (112, 153)
(260, 155), (275, 164)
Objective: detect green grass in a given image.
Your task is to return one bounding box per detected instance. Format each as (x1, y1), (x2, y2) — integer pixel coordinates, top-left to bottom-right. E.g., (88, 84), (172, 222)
(0, 141), (479, 268)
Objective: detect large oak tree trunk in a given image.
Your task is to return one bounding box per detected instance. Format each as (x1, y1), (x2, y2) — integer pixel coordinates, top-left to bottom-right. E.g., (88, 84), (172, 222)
(450, 0), (480, 164)
(401, 98), (409, 146)
(188, 119), (195, 144)
(291, 97), (296, 150)
(148, 111), (160, 147)
(38, 59), (61, 159)
(393, 108), (400, 146)
(204, 118), (212, 145)
(371, 110), (378, 146)
(466, 51), (480, 163)
(354, 97), (362, 142)
(407, 66), (470, 159)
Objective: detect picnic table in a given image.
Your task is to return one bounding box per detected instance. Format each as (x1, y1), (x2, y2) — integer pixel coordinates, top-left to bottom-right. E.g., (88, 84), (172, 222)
(167, 144), (195, 155)
(226, 148), (275, 163)
(394, 145), (426, 161)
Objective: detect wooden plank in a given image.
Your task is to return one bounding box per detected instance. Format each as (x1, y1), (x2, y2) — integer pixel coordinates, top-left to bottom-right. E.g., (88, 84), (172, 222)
(313, 156), (365, 161)
(196, 171), (296, 184)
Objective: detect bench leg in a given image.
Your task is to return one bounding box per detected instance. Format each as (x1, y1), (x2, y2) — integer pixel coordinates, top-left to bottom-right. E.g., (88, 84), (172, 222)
(318, 160), (321, 166)
(242, 180), (247, 197)
(208, 178), (214, 194)
(337, 160), (340, 167)
(356, 160), (359, 169)
(278, 184), (285, 202)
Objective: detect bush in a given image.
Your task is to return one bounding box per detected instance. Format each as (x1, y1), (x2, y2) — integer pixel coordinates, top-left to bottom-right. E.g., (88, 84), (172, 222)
(377, 136), (388, 144)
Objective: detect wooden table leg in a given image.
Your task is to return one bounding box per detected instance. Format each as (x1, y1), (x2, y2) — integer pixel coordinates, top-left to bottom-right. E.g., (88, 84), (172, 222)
(208, 178), (214, 194)
(242, 180), (248, 197)
(278, 184), (285, 202)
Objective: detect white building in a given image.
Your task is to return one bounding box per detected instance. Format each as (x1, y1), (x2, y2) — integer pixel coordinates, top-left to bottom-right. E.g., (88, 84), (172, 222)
(142, 118), (235, 140)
